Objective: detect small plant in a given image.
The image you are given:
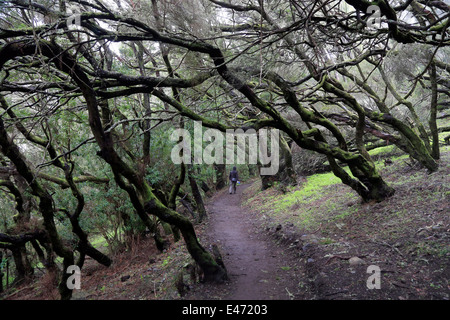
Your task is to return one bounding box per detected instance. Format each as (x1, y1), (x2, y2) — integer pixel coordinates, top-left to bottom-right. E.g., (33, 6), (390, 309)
(319, 238), (334, 245)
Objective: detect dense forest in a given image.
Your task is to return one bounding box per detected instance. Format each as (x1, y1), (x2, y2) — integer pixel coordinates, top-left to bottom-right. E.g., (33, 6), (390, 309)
(0, 0), (448, 301)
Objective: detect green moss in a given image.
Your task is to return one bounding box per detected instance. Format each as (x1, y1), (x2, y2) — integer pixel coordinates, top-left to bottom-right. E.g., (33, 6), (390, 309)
(368, 145), (396, 157)
(319, 238), (335, 245)
(244, 169), (362, 231)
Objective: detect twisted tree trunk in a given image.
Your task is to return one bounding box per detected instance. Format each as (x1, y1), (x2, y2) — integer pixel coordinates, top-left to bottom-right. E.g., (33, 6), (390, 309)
(0, 40), (227, 283)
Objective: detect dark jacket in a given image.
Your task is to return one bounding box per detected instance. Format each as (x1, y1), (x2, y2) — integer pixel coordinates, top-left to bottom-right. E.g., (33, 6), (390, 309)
(229, 169), (239, 182)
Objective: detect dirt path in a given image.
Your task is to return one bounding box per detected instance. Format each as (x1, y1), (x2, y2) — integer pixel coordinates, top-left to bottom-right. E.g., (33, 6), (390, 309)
(202, 183), (304, 300)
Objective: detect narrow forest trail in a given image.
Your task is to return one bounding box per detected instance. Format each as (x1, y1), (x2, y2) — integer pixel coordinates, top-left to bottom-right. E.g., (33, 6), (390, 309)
(201, 183), (305, 300)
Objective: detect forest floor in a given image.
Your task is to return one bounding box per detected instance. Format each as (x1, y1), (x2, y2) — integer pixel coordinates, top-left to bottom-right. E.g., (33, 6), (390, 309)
(3, 147), (449, 301)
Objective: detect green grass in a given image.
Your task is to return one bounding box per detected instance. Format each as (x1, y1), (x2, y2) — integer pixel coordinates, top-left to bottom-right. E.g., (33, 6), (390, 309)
(90, 234), (109, 248)
(272, 170), (349, 211)
(295, 171), (342, 199)
(244, 168), (362, 231)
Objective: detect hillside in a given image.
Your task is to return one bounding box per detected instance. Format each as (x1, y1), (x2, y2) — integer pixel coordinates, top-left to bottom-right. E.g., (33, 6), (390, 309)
(240, 147), (449, 300)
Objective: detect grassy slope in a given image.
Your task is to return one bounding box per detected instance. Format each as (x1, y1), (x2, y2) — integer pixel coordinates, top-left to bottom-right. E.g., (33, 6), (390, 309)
(242, 144), (449, 300)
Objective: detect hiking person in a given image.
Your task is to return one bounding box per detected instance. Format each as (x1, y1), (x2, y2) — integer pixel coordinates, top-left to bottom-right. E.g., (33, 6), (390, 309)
(229, 166), (239, 194)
